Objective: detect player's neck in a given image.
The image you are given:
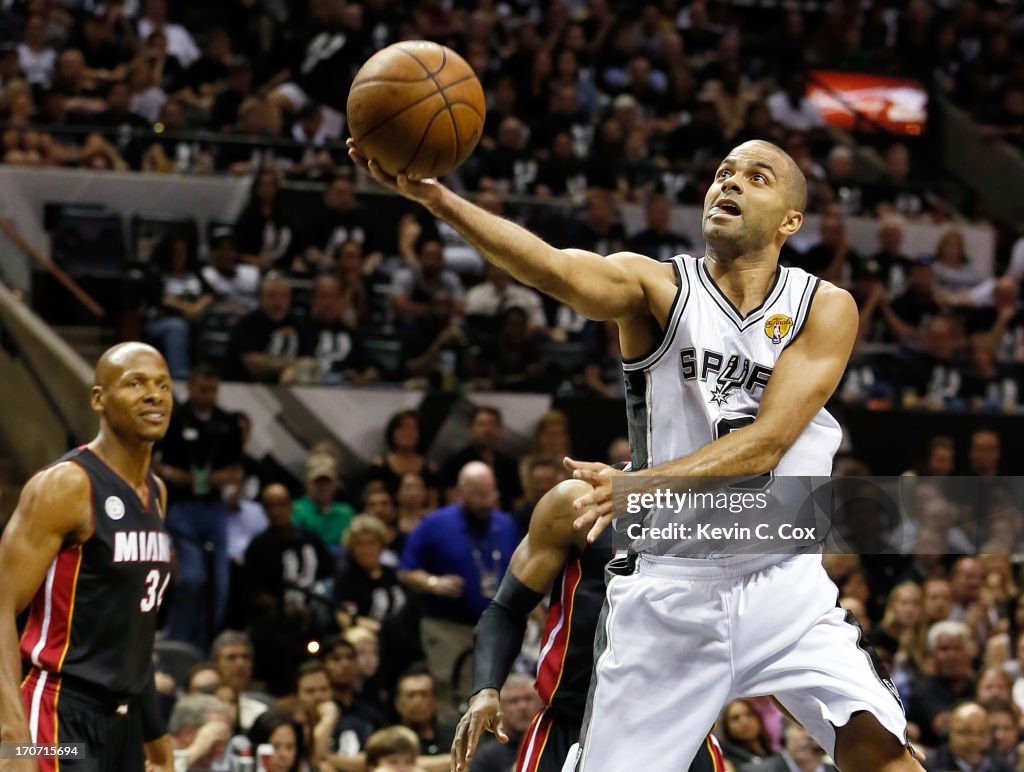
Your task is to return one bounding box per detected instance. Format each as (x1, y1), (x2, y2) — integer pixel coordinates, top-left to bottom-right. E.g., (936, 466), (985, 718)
(703, 247), (780, 314)
(89, 433), (153, 489)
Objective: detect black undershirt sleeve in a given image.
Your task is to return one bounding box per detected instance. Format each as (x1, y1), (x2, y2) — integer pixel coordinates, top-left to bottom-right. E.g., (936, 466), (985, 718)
(471, 571), (545, 696)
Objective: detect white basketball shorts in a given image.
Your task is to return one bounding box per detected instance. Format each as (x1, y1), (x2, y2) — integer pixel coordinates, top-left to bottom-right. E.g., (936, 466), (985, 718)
(575, 552), (909, 770)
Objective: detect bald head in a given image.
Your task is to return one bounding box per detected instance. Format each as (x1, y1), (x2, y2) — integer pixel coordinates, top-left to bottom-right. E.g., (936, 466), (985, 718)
(458, 461), (498, 518)
(94, 342), (167, 388)
(948, 702), (990, 764)
(732, 140), (807, 213)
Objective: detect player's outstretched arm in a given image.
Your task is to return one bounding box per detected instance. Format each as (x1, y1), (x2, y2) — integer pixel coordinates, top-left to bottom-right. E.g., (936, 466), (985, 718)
(0, 464), (91, 760)
(451, 480), (592, 772)
(568, 284), (858, 539)
(348, 140), (648, 322)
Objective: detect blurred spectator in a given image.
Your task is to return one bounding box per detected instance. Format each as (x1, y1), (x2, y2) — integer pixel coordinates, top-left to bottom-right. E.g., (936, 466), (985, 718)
(969, 429), (1001, 477)
(234, 166), (295, 271)
(627, 194), (694, 262)
(296, 660), (372, 763)
(932, 229), (983, 295)
(156, 363), (242, 649)
(211, 630), (268, 732)
(766, 71), (824, 133)
(186, 662), (222, 695)
(463, 265), (547, 332)
(168, 693), (232, 770)
(211, 56), (254, 131)
(201, 226), (261, 314)
(335, 240), (372, 329)
(872, 582), (926, 673)
(867, 256), (943, 345)
(334, 515), (409, 637)
(393, 667), (455, 757)
(858, 216), (911, 297)
(924, 702), (1011, 772)
(439, 406), (522, 512)
(18, 14), (56, 87)
(476, 115), (537, 194)
(983, 698), (1020, 769)
(976, 667), (1013, 705)
(247, 709), (307, 772)
(306, 275), (376, 385)
(398, 462), (518, 721)
(904, 316), (966, 409)
(367, 410), (439, 502)
(718, 699), (774, 768)
(292, 453), (355, 554)
(966, 278), (1024, 366)
(394, 473), (431, 555)
(244, 483), (333, 695)
(582, 319), (625, 399)
(739, 721), (834, 772)
(137, 0), (200, 68)
(320, 636), (387, 732)
(266, 0), (360, 138)
(824, 146), (865, 218)
(469, 673), (543, 772)
(297, 176), (381, 273)
(464, 306), (547, 392)
(221, 459), (268, 613)
(391, 236), (464, 346)
(909, 620), (977, 746)
(789, 203), (856, 286)
(145, 233), (211, 379)
(566, 189), (626, 255)
(363, 725), (421, 772)
(607, 437), (631, 466)
(510, 456), (563, 535)
(222, 272), (314, 383)
(866, 143), (928, 219)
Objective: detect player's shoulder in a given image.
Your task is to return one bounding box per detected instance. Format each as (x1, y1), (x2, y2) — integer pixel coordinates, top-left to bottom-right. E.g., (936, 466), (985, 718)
(808, 279), (856, 316)
(15, 459), (93, 533)
(529, 479), (593, 545)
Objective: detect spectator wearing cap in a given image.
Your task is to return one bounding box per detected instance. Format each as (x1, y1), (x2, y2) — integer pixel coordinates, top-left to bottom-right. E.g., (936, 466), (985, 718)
(201, 226), (261, 312)
(399, 462), (518, 722)
(222, 272), (315, 383)
(292, 453), (355, 554)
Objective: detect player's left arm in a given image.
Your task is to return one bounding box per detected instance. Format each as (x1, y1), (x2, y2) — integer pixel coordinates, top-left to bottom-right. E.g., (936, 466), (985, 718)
(568, 284), (858, 540)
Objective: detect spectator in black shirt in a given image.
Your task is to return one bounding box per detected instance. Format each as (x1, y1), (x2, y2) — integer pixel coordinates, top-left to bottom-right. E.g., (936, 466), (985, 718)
(788, 203), (857, 285)
(628, 193), (694, 262)
(565, 189), (626, 254)
(439, 406), (522, 511)
(70, 9), (132, 83)
(465, 306), (546, 392)
(182, 26), (231, 112)
(295, 661), (373, 762)
(297, 175), (380, 272)
(904, 316), (967, 409)
(155, 363), (243, 650)
(394, 668), (455, 758)
(475, 115), (537, 195)
(532, 131), (588, 200)
(234, 166), (296, 271)
(825, 145), (866, 218)
(908, 620), (977, 746)
(321, 637), (388, 732)
(306, 275), (376, 385)
(865, 143), (929, 220)
(223, 272), (315, 383)
(924, 702), (1012, 772)
(210, 56), (254, 130)
(245, 483), (333, 695)
(871, 256), (944, 344)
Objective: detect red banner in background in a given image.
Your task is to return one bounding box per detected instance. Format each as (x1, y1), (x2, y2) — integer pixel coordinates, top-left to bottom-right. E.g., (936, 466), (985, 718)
(808, 70), (928, 135)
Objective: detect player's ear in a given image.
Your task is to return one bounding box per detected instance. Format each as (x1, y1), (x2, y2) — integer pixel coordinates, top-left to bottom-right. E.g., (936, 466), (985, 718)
(780, 209), (803, 237)
(90, 384), (104, 412)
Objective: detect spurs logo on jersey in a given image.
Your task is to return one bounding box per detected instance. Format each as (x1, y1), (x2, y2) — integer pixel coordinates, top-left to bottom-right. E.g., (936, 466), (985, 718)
(621, 255), (842, 560)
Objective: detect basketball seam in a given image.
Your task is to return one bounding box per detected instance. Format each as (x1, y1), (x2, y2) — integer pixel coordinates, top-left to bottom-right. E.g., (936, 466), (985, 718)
(351, 75), (433, 87)
(403, 105), (449, 175)
(351, 73), (478, 144)
(396, 45), (460, 177)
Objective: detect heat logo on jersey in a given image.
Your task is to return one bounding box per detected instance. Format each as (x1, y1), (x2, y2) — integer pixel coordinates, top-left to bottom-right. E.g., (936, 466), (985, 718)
(764, 314), (793, 344)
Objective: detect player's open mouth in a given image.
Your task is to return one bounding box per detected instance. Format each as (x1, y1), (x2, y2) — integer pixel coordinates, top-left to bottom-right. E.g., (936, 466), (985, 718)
(709, 200), (742, 218)
(139, 411), (165, 423)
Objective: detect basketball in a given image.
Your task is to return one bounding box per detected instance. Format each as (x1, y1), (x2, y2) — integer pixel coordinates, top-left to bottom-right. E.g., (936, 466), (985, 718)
(347, 41), (486, 180)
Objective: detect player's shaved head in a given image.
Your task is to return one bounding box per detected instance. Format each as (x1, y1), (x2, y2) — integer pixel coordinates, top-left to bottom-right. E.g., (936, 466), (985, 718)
(730, 140), (807, 213)
(94, 342), (168, 388)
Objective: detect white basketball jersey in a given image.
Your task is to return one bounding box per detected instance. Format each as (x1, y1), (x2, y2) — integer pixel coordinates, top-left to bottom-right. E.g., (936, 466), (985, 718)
(623, 254), (841, 474)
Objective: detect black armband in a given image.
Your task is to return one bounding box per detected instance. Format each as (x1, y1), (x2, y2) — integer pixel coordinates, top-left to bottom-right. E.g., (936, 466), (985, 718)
(472, 572), (545, 695)
(138, 667), (167, 742)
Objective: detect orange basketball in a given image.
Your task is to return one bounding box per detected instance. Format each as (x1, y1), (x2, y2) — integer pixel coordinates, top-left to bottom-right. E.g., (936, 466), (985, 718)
(347, 41), (486, 179)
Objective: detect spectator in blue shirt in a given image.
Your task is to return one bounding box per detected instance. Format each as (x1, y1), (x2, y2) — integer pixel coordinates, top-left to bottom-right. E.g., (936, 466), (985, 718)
(398, 461), (518, 722)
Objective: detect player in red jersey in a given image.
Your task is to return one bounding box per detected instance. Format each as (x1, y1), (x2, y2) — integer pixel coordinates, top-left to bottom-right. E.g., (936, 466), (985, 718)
(0, 343), (174, 772)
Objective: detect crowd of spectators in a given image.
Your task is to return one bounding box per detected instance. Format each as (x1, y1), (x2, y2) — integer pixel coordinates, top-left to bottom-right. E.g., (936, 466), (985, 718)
(146, 357), (1024, 771)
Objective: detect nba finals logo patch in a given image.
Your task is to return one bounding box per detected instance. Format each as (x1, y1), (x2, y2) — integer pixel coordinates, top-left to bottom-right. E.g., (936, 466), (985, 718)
(105, 495), (125, 520)
(764, 314), (793, 344)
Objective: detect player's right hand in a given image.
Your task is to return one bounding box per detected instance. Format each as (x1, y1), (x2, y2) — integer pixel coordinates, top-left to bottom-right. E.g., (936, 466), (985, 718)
(346, 139), (445, 210)
(451, 688), (507, 772)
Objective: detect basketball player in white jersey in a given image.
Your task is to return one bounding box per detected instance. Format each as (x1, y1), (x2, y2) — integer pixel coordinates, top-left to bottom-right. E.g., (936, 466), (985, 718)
(348, 138), (922, 771)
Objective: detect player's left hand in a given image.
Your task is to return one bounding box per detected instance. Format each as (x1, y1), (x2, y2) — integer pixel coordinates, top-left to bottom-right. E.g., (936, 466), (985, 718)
(451, 688), (506, 772)
(563, 458), (625, 543)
